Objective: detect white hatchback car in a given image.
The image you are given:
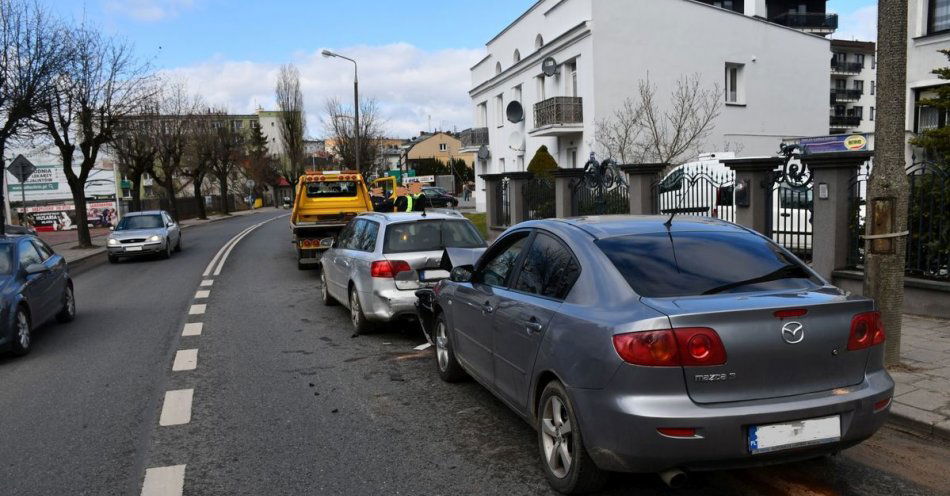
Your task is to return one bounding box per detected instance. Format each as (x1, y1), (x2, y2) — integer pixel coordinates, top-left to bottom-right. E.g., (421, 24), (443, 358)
(320, 211), (486, 334)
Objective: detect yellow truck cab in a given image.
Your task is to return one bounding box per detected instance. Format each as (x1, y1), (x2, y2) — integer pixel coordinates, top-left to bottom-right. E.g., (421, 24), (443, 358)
(291, 170), (373, 269)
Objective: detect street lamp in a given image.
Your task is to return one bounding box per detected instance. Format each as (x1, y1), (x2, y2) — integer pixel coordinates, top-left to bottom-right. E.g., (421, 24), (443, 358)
(322, 49), (360, 173)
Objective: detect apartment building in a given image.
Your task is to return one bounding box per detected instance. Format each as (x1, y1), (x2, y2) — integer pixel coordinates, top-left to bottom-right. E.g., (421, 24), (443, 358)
(406, 132), (475, 167)
(830, 40), (876, 135)
(465, 0), (831, 211)
(908, 0), (950, 150)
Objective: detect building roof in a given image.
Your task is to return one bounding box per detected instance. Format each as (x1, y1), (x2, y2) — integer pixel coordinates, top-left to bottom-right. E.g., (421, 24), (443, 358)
(831, 39), (876, 53)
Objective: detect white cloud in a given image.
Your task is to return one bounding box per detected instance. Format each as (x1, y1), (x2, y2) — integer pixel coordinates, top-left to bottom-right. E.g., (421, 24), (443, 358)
(832, 5), (877, 42)
(103, 0), (195, 22)
(160, 43), (483, 139)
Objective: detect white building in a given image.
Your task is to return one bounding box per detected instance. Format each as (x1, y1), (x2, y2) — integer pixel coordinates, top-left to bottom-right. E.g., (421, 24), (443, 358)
(830, 40), (877, 135)
(907, 0), (950, 148)
(466, 0), (832, 212)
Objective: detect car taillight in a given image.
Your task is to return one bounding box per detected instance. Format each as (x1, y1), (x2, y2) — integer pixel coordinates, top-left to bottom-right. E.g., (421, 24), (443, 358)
(848, 311), (885, 351)
(612, 328), (726, 367)
(873, 397), (892, 412)
(657, 427), (697, 438)
(370, 260), (412, 278)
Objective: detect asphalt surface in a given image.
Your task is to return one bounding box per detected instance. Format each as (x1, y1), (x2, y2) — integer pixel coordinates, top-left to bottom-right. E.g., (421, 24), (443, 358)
(1, 209), (947, 495)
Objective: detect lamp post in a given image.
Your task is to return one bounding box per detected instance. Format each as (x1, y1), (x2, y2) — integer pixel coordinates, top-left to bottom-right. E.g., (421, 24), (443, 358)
(322, 49), (360, 173)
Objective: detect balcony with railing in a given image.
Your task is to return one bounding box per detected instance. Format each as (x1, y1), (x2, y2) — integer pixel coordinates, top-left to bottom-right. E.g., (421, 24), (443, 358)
(831, 89), (863, 103)
(459, 127), (489, 151)
(769, 12), (838, 33)
(830, 115), (862, 128)
(531, 97), (584, 136)
(831, 60), (864, 74)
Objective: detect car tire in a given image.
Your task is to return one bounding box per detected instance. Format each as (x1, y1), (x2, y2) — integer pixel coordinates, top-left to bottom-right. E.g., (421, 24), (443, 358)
(434, 313), (466, 382)
(161, 240), (171, 259)
(56, 283), (76, 323)
(537, 381), (607, 494)
(321, 271), (337, 306)
(175, 236), (182, 252)
(108, 254), (119, 264)
(349, 286), (372, 335)
(10, 306), (32, 356)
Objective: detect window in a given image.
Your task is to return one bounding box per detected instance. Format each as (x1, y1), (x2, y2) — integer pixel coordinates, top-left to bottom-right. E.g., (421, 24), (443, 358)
(570, 63), (578, 97)
(929, 0), (950, 34)
(477, 232), (530, 287)
(495, 62), (502, 76)
(306, 181), (358, 198)
(920, 106), (942, 131)
(725, 63), (744, 104)
(18, 240), (43, 269)
(853, 80), (864, 93)
(31, 239), (53, 260)
(513, 233), (580, 300)
(850, 106), (864, 119)
(595, 231), (819, 298)
(870, 106), (875, 121)
(337, 221), (358, 249)
(495, 94), (504, 127)
(513, 49), (521, 63)
(383, 220), (485, 254)
(536, 76), (546, 102)
(871, 81), (875, 95)
(116, 215), (163, 230)
(856, 54), (865, 68)
(498, 157), (506, 172)
(477, 102), (488, 127)
(0, 245), (12, 275)
(535, 34), (544, 50)
(352, 220), (379, 252)
(439, 143), (448, 152)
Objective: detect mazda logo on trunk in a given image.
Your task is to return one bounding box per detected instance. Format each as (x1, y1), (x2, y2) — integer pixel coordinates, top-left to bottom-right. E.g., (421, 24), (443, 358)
(781, 322), (805, 344)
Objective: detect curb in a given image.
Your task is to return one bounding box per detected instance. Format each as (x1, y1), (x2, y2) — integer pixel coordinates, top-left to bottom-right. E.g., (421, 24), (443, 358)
(887, 410), (950, 442)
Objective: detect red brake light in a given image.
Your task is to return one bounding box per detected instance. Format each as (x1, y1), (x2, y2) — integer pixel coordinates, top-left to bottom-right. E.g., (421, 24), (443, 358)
(370, 260), (412, 278)
(774, 308), (807, 319)
(873, 397), (892, 412)
(657, 427), (697, 438)
(849, 311), (884, 350)
(613, 328), (726, 367)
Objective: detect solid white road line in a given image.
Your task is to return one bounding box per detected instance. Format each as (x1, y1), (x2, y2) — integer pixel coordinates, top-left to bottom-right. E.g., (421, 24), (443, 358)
(200, 279), (213, 287)
(172, 349), (198, 371)
(188, 304), (206, 315)
(181, 323), (203, 336)
(195, 290), (210, 299)
(202, 225), (255, 277)
(141, 465), (186, 496)
(202, 213), (287, 277)
(159, 389), (194, 426)
(212, 219), (268, 276)
(414, 343), (433, 351)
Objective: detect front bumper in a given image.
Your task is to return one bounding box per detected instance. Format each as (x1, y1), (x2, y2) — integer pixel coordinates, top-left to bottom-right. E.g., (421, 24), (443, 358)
(569, 369), (894, 473)
(107, 241), (165, 256)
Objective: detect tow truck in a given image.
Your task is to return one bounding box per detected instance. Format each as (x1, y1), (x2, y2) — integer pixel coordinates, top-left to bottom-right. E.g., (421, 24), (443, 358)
(290, 170), (373, 269)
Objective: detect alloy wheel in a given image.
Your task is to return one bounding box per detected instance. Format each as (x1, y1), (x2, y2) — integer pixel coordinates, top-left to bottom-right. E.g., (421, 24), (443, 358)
(65, 287), (75, 317)
(350, 291), (361, 327)
(436, 321), (449, 371)
(16, 310), (30, 350)
(540, 395), (574, 478)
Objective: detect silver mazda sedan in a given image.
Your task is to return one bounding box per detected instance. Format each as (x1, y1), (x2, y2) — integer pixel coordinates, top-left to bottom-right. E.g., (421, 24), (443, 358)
(426, 216), (893, 494)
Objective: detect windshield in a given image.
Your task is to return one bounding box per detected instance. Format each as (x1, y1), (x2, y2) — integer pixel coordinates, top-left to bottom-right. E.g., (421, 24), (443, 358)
(0, 244), (12, 275)
(307, 181), (359, 198)
(384, 220), (486, 254)
(116, 215), (164, 230)
(424, 187), (447, 196)
(596, 231), (820, 298)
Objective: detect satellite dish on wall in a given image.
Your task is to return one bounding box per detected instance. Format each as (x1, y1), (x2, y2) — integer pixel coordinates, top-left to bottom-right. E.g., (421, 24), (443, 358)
(508, 131), (525, 152)
(477, 145), (490, 161)
(506, 101), (524, 123)
(542, 56), (558, 77)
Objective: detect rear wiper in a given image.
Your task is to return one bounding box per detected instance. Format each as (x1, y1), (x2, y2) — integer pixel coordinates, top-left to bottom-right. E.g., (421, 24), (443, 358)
(702, 265), (809, 295)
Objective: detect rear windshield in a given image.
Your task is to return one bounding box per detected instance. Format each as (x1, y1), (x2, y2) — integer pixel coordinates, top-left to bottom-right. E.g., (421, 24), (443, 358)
(595, 231), (820, 298)
(116, 215), (163, 230)
(384, 220), (486, 254)
(307, 181), (359, 198)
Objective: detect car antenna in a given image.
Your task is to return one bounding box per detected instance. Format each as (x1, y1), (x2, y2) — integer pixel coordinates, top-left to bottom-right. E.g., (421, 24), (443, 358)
(663, 169), (700, 229)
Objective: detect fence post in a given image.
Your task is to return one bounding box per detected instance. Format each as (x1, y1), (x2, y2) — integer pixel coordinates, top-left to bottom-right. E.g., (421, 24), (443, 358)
(621, 163), (667, 215)
(722, 157), (783, 234)
(506, 172), (533, 225)
(552, 168), (585, 218)
(803, 151), (872, 280)
(480, 173), (503, 228)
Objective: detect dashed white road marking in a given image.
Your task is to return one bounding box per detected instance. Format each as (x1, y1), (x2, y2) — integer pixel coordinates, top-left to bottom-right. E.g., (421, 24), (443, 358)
(159, 389), (194, 426)
(200, 279), (213, 287)
(172, 349), (198, 371)
(141, 465), (186, 496)
(182, 323), (203, 336)
(188, 304), (206, 315)
(195, 290), (211, 299)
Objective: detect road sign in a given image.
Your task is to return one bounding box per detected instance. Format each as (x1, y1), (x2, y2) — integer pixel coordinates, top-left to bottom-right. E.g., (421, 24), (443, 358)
(8, 155), (36, 183)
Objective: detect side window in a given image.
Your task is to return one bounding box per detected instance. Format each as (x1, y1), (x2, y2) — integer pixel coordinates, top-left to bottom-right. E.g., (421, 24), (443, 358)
(337, 220), (359, 249)
(18, 241), (43, 268)
(355, 221), (379, 252)
(31, 239), (54, 261)
(477, 232), (530, 287)
(513, 233), (580, 300)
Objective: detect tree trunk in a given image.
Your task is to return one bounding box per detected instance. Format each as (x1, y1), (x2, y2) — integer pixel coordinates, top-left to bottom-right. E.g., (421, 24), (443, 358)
(0, 141), (6, 236)
(130, 171), (143, 212)
(69, 181), (92, 248)
(161, 176), (179, 221)
(194, 173), (207, 220)
(864, 0), (909, 366)
(219, 173), (230, 215)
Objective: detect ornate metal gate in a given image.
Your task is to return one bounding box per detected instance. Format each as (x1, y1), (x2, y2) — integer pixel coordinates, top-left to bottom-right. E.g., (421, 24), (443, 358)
(766, 144), (814, 262)
(571, 154), (629, 216)
(652, 163), (736, 221)
(522, 175), (555, 220)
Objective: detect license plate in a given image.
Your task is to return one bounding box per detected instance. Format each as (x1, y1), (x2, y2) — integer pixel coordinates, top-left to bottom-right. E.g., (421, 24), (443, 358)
(749, 415), (840, 454)
(125, 246), (143, 252)
(418, 269), (450, 282)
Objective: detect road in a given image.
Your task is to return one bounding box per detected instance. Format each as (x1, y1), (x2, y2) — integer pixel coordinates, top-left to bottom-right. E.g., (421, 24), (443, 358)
(0, 209), (946, 496)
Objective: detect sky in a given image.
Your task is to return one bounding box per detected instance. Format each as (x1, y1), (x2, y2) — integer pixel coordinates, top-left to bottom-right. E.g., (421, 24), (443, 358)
(46, 0), (878, 138)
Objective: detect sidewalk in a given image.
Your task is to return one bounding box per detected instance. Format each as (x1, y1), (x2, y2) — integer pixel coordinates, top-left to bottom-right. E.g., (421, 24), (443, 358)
(48, 207), (278, 265)
(890, 314), (950, 439)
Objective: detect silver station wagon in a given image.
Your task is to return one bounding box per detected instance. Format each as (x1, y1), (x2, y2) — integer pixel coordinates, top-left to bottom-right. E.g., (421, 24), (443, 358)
(424, 216), (894, 494)
(320, 211), (486, 334)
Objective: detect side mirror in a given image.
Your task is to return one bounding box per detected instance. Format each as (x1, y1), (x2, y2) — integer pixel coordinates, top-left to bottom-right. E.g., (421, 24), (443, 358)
(166, 222), (174, 228)
(25, 263), (48, 275)
(449, 265), (474, 283)
(109, 226), (115, 231)
(320, 237), (335, 249)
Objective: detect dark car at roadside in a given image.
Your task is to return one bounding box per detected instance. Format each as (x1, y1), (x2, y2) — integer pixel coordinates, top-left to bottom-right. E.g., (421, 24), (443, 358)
(421, 187), (459, 208)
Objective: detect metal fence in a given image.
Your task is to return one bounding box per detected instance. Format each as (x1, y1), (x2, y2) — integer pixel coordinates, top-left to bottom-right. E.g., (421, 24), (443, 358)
(652, 164), (736, 222)
(766, 154), (814, 263)
(522, 176), (555, 220)
(492, 178), (510, 227)
(534, 97), (583, 128)
(571, 178), (629, 216)
(129, 194), (250, 221)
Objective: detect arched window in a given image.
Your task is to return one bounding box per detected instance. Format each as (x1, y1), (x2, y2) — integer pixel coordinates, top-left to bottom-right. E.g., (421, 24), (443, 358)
(513, 49), (521, 63)
(535, 34), (544, 50)
(495, 62), (502, 75)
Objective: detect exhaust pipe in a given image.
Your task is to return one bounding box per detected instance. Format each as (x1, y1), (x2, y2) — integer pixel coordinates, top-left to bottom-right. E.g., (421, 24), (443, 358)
(659, 468), (687, 489)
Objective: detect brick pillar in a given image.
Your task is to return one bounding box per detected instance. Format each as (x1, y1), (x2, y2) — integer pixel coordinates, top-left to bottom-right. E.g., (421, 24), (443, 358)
(722, 157), (784, 234)
(506, 172), (533, 225)
(803, 151), (872, 280)
(620, 163), (667, 215)
(480, 173), (503, 228)
(551, 168), (585, 218)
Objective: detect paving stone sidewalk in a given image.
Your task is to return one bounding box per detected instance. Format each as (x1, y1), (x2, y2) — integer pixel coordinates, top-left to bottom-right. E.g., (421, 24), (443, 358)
(890, 314), (950, 439)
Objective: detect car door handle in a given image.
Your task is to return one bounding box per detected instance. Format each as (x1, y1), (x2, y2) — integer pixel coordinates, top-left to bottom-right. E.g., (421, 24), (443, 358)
(482, 302), (494, 314)
(525, 319), (544, 334)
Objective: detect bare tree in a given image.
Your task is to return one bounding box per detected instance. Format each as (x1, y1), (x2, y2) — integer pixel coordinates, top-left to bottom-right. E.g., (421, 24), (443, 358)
(323, 96), (384, 175)
(152, 81), (199, 221)
(184, 109), (217, 220)
(209, 109), (245, 215)
(111, 100), (158, 212)
(595, 74), (721, 166)
(32, 26), (152, 247)
(275, 64), (305, 190)
(0, 0), (66, 234)
(865, 0), (909, 366)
